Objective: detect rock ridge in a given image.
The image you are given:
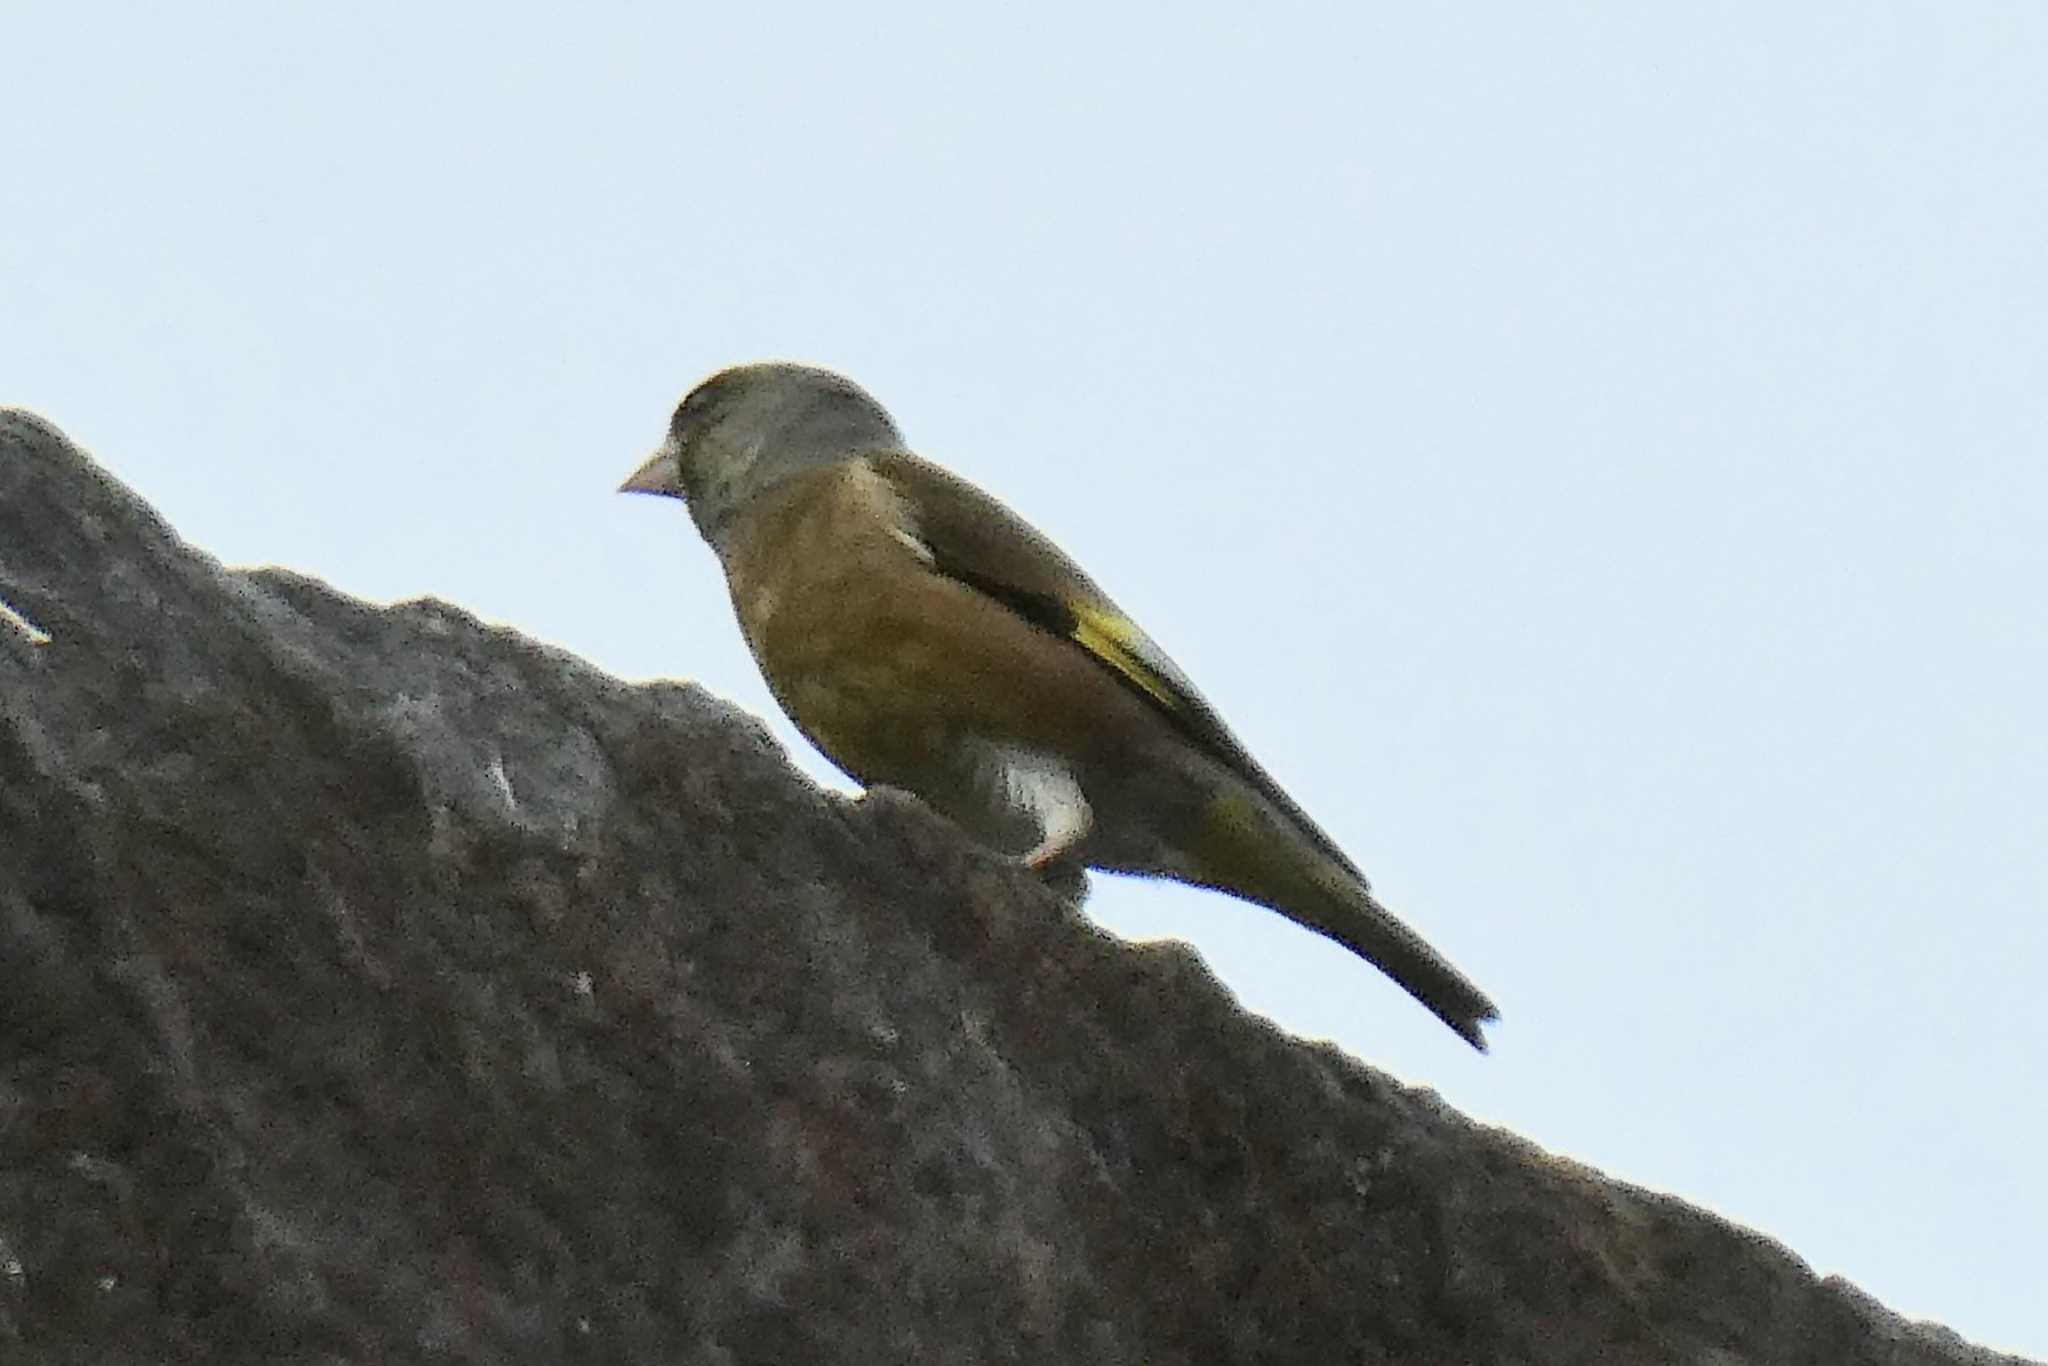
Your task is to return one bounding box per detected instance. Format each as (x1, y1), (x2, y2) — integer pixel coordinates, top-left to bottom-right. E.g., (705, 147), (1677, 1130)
(0, 411), (2028, 1365)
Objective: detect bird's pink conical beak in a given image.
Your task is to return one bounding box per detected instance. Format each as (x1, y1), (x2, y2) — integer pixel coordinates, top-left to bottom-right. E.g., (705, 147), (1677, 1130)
(619, 441), (682, 497)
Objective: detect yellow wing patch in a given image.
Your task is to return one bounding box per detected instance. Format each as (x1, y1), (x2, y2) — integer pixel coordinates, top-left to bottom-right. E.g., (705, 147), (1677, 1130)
(1069, 605), (1181, 713)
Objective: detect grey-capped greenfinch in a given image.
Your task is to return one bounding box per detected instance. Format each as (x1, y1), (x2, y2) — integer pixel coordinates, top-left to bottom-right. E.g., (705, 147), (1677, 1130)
(621, 363), (1499, 1050)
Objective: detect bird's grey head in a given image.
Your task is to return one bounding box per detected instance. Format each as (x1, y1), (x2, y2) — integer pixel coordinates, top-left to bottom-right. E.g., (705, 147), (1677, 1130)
(620, 362), (906, 550)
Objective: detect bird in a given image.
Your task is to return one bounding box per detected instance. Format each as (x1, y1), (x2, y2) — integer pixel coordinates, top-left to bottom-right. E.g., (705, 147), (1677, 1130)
(620, 363), (1499, 1050)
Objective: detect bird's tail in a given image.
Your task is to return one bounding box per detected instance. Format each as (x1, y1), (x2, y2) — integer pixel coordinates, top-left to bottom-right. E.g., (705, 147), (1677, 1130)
(1196, 790), (1500, 1050)
(1294, 884), (1499, 1051)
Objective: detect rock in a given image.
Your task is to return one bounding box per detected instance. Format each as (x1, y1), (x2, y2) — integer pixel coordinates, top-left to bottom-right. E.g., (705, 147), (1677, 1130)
(0, 410), (2030, 1365)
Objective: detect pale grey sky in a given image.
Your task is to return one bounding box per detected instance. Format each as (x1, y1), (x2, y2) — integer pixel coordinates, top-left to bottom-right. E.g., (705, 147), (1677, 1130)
(5, 3), (2043, 1355)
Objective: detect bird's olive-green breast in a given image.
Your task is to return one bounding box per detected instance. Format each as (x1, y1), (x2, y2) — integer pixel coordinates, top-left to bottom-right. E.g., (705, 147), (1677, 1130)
(711, 457), (1161, 795)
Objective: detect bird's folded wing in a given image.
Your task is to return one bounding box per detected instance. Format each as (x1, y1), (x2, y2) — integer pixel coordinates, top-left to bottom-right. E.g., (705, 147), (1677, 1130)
(873, 452), (1361, 878)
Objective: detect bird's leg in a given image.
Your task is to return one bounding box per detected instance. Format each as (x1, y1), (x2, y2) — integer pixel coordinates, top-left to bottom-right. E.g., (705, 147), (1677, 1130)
(1022, 802), (1091, 869)
(999, 752), (1093, 869)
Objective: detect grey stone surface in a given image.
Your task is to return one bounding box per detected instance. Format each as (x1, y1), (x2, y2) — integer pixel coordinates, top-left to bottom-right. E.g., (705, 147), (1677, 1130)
(0, 409), (2030, 1365)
